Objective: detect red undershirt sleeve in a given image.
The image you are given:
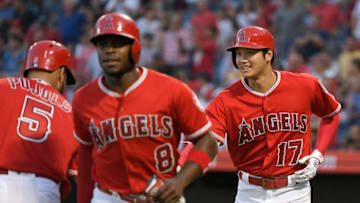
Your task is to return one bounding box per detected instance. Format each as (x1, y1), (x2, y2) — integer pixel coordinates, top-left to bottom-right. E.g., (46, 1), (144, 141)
(315, 113), (340, 154)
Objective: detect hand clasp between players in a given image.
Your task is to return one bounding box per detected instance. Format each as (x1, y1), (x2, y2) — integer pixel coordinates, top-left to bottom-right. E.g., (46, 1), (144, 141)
(294, 149), (324, 183)
(145, 175), (185, 203)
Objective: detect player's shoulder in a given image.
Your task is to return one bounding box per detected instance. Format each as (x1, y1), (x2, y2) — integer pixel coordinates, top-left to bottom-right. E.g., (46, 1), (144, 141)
(145, 67), (189, 89)
(0, 77), (9, 83)
(279, 71), (317, 81)
(278, 71), (319, 87)
(72, 77), (99, 103)
(217, 79), (244, 97)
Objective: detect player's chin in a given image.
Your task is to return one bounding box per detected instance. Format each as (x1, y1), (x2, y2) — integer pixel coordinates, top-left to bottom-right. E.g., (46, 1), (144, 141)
(241, 69), (254, 78)
(104, 67), (132, 77)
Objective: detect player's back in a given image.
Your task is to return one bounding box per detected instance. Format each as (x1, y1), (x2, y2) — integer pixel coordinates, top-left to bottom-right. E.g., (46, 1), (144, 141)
(0, 77), (78, 186)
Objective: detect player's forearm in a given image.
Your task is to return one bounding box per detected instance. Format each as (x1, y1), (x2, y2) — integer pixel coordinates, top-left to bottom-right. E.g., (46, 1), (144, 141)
(191, 132), (219, 158)
(176, 133), (218, 189)
(315, 113), (340, 154)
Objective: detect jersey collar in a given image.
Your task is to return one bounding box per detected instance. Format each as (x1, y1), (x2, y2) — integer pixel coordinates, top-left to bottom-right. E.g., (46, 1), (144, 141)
(241, 71), (281, 97)
(97, 67), (148, 98)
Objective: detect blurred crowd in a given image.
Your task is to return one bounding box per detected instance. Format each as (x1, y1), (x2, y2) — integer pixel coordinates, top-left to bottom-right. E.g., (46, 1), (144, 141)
(0, 0), (359, 150)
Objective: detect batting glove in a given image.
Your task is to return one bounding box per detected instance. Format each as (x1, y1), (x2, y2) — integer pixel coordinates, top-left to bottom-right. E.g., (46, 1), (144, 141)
(145, 175), (164, 198)
(294, 149), (324, 183)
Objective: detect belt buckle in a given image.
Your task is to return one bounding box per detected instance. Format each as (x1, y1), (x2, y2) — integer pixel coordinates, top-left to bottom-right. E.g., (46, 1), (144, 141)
(262, 178), (269, 189)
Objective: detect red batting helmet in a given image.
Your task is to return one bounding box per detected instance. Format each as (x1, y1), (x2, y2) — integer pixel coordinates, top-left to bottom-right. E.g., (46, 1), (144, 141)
(227, 26), (275, 51)
(24, 40), (76, 85)
(90, 13), (141, 64)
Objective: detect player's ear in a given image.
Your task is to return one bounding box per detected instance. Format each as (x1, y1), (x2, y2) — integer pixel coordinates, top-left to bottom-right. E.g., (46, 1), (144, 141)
(57, 66), (67, 88)
(265, 49), (273, 64)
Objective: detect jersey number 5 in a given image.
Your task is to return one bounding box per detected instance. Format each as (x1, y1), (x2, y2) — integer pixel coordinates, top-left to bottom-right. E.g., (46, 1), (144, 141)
(17, 95), (54, 142)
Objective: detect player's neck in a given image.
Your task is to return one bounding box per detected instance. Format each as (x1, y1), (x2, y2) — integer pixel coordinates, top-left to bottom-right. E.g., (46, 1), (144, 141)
(246, 69), (277, 93)
(104, 68), (139, 94)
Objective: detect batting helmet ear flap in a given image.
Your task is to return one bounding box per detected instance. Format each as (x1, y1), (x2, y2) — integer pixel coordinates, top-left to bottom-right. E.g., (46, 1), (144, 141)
(131, 37), (141, 64)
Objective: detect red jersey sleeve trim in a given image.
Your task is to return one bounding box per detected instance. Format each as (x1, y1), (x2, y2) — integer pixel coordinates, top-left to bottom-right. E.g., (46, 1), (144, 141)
(74, 132), (93, 145)
(322, 103), (341, 118)
(186, 121), (211, 139)
(212, 132), (225, 144)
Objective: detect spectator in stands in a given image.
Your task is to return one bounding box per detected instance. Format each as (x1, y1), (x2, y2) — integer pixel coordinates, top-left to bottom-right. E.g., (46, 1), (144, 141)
(338, 36), (360, 84)
(217, 4), (235, 57)
(254, 0), (277, 29)
(284, 51), (309, 73)
(1, 33), (25, 77)
(192, 25), (217, 82)
(311, 0), (344, 35)
(236, 0), (258, 28)
(139, 33), (157, 68)
(272, 0), (307, 66)
(342, 124), (360, 150)
(160, 12), (193, 77)
(104, 0), (140, 17)
(58, 0), (87, 45)
(12, 0), (35, 33)
(343, 58), (360, 125)
(190, 0), (217, 43)
(309, 51), (338, 95)
(136, 6), (161, 42)
(24, 15), (61, 47)
(294, 13), (325, 63)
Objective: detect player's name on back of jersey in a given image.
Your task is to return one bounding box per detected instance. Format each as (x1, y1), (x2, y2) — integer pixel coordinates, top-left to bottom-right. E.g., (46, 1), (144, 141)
(7, 77), (71, 113)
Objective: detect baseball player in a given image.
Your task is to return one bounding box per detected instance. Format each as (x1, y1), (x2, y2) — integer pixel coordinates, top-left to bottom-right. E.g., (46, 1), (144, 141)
(206, 26), (341, 203)
(73, 13), (218, 203)
(0, 40), (79, 203)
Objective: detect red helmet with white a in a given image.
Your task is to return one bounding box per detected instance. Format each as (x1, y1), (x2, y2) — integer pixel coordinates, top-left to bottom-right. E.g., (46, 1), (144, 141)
(227, 26), (275, 68)
(24, 40), (75, 85)
(90, 13), (141, 64)
(228, 26), (274, 51)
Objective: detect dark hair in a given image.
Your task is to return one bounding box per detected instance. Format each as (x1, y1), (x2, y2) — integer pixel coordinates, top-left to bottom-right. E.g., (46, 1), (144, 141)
(231, 48), (274, 69)
(260, 48), (274, 65)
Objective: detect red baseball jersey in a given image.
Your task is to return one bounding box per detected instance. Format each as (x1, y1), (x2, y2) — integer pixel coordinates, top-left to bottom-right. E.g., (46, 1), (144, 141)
(0, 77), (79, 198)
(73, 67), (211, 194)
(206, 71), (341, 177)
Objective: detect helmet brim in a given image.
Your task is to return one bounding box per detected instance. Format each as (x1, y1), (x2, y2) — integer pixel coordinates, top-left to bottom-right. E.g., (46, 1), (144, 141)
(90, 32), (135, 44)
(227, 42), (271, 51)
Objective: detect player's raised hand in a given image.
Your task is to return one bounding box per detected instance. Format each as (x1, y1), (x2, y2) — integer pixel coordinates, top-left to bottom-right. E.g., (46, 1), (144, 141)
(294, 149), (324, 183)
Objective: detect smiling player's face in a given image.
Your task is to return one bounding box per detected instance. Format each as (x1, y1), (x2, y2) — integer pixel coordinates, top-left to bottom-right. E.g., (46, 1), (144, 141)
(235, 48), (272, 79)
(95, 35), (134, 77)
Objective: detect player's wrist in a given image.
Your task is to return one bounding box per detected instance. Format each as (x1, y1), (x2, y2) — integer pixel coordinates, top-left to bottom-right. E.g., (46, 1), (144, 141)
(311, 149), (324, 164)
(185, 149), (212, 174)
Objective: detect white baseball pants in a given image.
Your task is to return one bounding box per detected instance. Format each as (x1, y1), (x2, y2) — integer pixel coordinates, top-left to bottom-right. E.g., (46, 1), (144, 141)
(0, 171), (60, 203)
(91, 186), (186, 203)
(235, 172), (311, 203)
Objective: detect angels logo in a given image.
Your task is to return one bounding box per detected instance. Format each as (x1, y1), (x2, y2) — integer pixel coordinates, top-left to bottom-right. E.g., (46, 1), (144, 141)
(237, 30), (246, 43)
(104, 16), (115, 30)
